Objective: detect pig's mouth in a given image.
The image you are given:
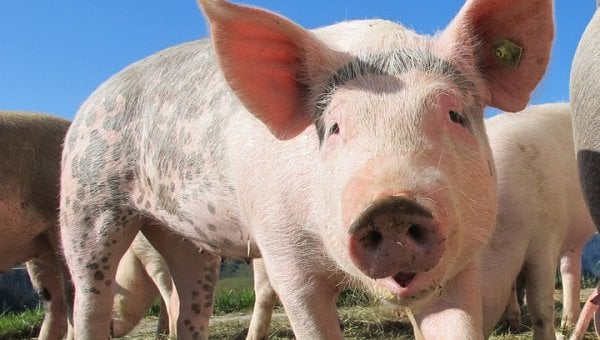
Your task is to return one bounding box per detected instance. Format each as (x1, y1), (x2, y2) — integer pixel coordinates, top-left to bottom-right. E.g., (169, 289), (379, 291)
(381, 270), (439, 301)
(393, 272), (416, 288)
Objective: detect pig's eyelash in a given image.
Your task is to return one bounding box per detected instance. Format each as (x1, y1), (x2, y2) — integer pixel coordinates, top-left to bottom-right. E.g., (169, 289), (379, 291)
(448, 110), (467, 127)
(327, 123), (340, 138)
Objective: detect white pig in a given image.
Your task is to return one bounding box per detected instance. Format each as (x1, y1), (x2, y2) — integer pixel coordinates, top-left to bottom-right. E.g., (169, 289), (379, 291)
(481, 103), (595, 338)
(59, 0), (554, 338)
(246, 104), (595, 339)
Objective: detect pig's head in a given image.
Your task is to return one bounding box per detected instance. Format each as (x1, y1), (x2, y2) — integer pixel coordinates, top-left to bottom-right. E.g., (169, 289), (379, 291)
(199, 0), (553, 306)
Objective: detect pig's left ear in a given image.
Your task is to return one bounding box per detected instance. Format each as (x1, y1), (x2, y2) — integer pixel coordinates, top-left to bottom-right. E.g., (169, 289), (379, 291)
(441, 0), (554, 112)
(198, 0), (335, 140)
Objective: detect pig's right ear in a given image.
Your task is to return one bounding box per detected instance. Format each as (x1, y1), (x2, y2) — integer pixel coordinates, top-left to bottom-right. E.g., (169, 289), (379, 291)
(198, 0), (335, 140)
(441, 0), (554, 113)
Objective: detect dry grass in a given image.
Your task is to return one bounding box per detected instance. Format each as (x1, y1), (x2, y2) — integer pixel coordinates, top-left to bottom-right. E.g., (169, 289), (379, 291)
(66, 288), (600, 339)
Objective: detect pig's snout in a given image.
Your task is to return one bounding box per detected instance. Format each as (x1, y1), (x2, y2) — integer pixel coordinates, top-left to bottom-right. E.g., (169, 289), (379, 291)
(348, 196), (445, 280)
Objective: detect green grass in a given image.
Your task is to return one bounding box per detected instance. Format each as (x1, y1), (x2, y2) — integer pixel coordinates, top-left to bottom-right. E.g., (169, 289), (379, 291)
(3, 276), (599, 339)
(216, 276), (253, 294)
(213, 288), (255, 315)
(0, 308), (43, 340)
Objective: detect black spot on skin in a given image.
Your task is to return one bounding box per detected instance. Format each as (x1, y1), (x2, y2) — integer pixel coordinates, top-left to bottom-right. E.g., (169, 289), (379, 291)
(86, 263), (99, 270)
(578, 149), (600, 229)
(145, 201), (152, 209)
(204, 273), (213, 282)
(202, 284), (212, 292)
(192, 291), (200, 299)
(193, 331), (201, 340)
(207, 224), (217, 232)
(112, 239), (117, 244)
(94, 271), (105, 281)
(189, 326), (195, 332)
(125, 170), (135, 182)
(191, 303), (202, 315)
(85, 109), (97, 127)
(101, 256), (109, 263)
(89, 287), (101, 295)
(136, 195), (144, 205)
(103, 265), (110, 270)
(103, 97), (117, 113)
(204, 302), (212, 308)
(184, 319), (191, 326)
(77, 188), (86, 200)
(104, 242), (111, 247)
(105, 280), (112, 287)
(207, 202), (216, 214)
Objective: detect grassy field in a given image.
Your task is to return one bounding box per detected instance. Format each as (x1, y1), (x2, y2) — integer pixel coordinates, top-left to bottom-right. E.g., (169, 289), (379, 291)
(0, 308), (43, 340)
(2, 273), (598, 339)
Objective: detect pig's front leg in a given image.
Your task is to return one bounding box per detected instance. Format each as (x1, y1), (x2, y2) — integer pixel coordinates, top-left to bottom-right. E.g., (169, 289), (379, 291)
(259, 249), (343, 339)
(247, 258), (278, 340)
(413, 261), (484, 340)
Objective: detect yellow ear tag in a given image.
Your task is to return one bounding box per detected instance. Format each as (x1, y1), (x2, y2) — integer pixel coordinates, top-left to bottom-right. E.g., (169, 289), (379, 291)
(493, 38), (523, 69)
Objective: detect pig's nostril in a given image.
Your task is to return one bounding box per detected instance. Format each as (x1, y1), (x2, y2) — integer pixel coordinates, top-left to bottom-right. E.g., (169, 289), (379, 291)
(408, 224), (427, 245)
(361, 229), (383, 250)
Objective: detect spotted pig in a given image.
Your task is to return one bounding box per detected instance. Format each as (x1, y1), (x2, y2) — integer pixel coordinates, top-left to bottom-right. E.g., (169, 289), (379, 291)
(59, 0), (554, 338)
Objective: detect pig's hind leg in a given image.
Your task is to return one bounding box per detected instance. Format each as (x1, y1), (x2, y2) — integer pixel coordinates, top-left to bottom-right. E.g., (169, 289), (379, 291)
(60, 208), (141, 339)
(142, 225), (220, 340)
(522, 243), (561, 339)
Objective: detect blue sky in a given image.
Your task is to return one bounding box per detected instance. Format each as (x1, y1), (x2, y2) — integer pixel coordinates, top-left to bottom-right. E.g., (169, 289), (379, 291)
(0, 1), (595, 120)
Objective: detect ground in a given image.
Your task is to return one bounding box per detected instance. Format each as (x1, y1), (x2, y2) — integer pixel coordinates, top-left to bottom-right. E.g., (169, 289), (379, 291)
(118, 289), (599, 339)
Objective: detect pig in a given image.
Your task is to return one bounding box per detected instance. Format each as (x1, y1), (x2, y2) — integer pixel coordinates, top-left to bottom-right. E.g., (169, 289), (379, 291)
(569, 1), (600, 338)
(247, 259), (279, 340)
(58, 0), (554, 338)
(0, 110), (180, 339)
(110, 233), (178, 337)
(0, 111), (71, 340)
(481, 103), (595, 339)
(245, 104), (595, 339)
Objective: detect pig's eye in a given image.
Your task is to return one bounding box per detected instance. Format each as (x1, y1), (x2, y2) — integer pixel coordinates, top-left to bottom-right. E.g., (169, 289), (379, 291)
(449, 110), (467, 127)
(327, 123), (340, 137)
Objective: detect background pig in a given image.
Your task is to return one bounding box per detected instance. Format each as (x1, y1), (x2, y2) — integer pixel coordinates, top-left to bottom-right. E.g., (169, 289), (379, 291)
(111, 233), (177, 337)
(0, 111), (70, 340)
(481, 103), (595, 338)
(569, 2), (600, 338)
(59, 0), (553, 338)
(0, 110), (177, 339)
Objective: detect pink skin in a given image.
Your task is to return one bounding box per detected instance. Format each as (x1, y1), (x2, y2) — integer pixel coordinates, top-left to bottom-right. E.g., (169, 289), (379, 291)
(247, 259), (279, 340)
(481, 103), (596, 339)
(571, 287), (600, 340)
(60, 0), (553, 339)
